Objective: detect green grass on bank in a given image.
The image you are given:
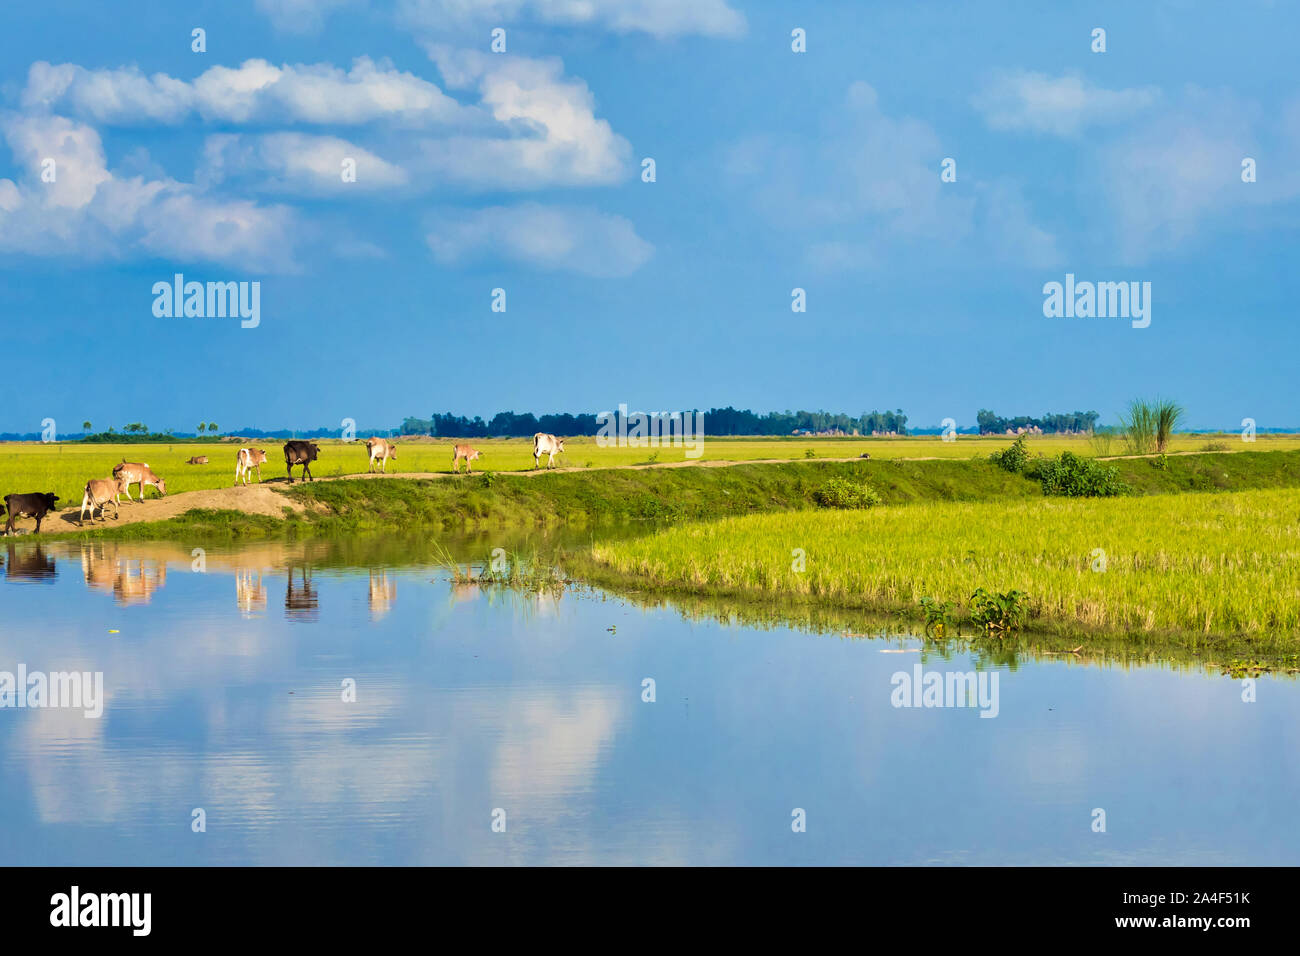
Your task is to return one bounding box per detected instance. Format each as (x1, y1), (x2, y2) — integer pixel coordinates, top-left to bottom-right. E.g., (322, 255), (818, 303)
(43, 448), (1300, 541)
(578, 487), (1300, 649)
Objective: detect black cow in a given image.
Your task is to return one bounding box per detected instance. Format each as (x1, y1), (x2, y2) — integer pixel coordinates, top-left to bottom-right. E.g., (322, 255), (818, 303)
(283, 441), (320, 483)
(2, 492), (60, 535)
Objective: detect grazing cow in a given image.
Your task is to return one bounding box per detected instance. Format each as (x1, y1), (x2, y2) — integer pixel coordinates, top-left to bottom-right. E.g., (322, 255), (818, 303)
(235, 447), (268, 486)
(186, 455), (209, 465)
(80, 478), (128, 525)
(451, 444), (481, 474)
(365, 437), (397, 473)
(532, 433), (565, 469)
(283, 440), (320, 483)
(859, 452), (871, 460)
(2, 492), (60, 535)
(112, 460), (167, 502)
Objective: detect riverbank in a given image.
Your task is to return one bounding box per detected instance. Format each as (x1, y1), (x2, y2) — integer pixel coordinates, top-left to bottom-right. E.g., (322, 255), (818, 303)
(18, 446), (1300, 539)
(575, 486), (1300, 654)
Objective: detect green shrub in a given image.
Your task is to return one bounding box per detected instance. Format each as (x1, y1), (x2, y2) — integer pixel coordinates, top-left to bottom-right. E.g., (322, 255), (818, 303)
(969, 588), (1029, 633)
(989, 435), (1030, 473)
(813, 477), (882, 509)
(1038, 452), (1128, 497)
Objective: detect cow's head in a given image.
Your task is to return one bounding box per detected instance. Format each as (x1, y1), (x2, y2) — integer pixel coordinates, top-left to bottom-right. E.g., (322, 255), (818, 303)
(309, 443), (320, 459)
(44, 493), (59, 507)
(557, 439), (566, 453)
(155, 477), (167, 496)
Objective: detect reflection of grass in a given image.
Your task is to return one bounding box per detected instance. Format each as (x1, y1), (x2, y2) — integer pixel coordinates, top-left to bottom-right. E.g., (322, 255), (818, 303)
(582, 487), (1300, 647)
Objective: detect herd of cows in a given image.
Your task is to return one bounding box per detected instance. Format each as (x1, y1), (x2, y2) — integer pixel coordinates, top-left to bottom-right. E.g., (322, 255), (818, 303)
(0, 433), (570, 535)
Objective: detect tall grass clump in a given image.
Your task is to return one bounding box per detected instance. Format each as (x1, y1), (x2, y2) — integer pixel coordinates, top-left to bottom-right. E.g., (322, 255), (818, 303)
(1121, 400), (1158, 455)
(1153, 399), (1184, 453)
(1122, 398), (1183, 455)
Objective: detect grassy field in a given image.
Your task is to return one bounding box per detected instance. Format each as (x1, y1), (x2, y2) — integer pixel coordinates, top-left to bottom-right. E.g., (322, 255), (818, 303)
(3, 433), (1297, 509)
(580, 487), (1300, 645)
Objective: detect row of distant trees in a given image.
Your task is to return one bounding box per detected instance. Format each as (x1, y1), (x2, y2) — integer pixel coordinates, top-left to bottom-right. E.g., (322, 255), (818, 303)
(976, 409), (1100, 435)
(399, 408), (910, 437)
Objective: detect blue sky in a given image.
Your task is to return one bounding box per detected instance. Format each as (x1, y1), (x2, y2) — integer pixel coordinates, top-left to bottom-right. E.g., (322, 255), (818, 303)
(1, 0), (1296, 432)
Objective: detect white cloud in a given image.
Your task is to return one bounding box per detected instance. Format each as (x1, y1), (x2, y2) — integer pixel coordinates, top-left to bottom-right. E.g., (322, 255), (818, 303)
(0, 114), (298, 270)
(426, 203), (652, 276)
(23, 58), (466, 127)
(398, 0), (745, 39)
(200, 132), (409, 193)
(419, 47), (631, 187)
(972, 70), (1160, 137)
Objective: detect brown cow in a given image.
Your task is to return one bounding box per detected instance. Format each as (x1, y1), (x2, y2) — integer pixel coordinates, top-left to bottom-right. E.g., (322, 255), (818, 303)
(235, 447), (268, 486)
(451, 444), (482, 474)
(112, 460), (167, 502)
(365, 437), (397, 473)
(186, 455), (209, 465)
(80, 477), (128, 525)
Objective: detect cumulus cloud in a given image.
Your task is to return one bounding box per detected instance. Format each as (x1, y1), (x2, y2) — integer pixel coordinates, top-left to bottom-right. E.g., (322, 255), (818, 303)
(22, 57), (466, 127)
(418, 47), (631, 187)
(397, 0), (745, 39)
(972, 70), (1160, 136)
(20, 52), (632, 191)
(0, 114), (297, 270)
(425, 203), (652, 276)
(200, 132), (409, 193)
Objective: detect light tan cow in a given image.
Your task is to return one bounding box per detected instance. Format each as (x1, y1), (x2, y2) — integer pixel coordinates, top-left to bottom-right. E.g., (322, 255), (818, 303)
(186, 456), (209, 465)
(80, 477), (128, 525)
(451, 444), (482, 473)
(112, 460), (167, 503)
(532, 432), (565, 469)
(365, 437), (397, 473)
(235, 447), (268, 486)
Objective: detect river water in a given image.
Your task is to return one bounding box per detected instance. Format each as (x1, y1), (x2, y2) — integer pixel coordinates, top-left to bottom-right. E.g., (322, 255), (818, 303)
(1, 535), (1296, 865)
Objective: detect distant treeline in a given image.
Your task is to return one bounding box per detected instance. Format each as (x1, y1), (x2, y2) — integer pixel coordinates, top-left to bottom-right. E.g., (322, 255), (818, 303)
(399, 407), (909, 437)
(976, 409), (1100, 435)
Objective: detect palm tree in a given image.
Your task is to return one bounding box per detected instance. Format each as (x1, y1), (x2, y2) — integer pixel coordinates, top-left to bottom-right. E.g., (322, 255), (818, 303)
(82, 421), (92, 432)
(208, 422), (219, 434)
(197, 423), (206, 434)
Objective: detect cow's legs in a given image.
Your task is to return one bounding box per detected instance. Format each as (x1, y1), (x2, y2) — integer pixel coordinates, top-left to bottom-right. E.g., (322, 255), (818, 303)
(304, 462), (313, 481)
(33, 514), (43, 533)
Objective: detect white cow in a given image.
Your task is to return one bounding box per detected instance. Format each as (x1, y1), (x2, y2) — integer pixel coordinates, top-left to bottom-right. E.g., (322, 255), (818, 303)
(532, 433), (565, 469)
(365, 437), (397, 473)
(235, 447), (268, 486)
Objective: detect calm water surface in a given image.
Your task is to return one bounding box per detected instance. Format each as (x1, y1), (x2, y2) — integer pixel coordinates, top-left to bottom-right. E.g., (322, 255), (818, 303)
(1, 536), (1296, 865)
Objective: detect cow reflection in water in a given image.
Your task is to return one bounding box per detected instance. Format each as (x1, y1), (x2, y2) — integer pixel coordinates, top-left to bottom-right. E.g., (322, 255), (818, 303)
(285, 565), (319, 621)
(235, 568), (267, 617)
(5, 542), (56, 581)
(80, 543), (167, 605)
(368, 570), (396, 620)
